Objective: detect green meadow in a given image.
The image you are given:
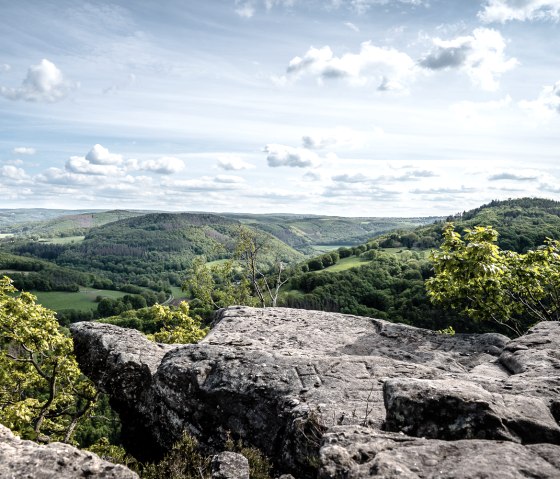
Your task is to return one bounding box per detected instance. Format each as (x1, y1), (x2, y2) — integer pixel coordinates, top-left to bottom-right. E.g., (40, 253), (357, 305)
(33, 288), (127, 312)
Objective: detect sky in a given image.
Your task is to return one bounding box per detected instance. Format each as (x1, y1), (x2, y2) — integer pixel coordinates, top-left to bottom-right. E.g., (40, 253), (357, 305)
(1, 0), (559, 217)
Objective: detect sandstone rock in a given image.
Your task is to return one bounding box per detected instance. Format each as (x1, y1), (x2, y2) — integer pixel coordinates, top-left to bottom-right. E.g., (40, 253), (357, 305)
(383, 378), (560, 443)
(0, 424), (138, 479)
(319, 426), (560, 479)
(71, 307), (560, 478)
(211, 451), (249, 479)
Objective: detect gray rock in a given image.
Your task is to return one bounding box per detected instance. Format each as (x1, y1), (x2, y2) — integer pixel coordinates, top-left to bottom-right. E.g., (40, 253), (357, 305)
(0, 424), (138, 479)
(383, 378), (560, 443)
(71, 307), (560, 478)
(211, 451), (249, 479)
(319, 426), (560, 479)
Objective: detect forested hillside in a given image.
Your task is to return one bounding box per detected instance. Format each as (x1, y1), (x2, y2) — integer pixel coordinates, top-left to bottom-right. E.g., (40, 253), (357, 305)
(282, 198), (560, 335)
(3, 213), (304, 290)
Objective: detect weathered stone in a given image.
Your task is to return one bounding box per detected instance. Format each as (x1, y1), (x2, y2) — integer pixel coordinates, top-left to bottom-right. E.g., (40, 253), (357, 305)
(71, 307), (560, 478)
(319, 426), (560, 479)
(211, 451), (249, 479)
(384, 378), (560, 443)
(0, 424), (138, 479)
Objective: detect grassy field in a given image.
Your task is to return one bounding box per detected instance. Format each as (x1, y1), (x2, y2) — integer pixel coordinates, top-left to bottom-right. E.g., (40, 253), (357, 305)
(39, 236), (85, 245)
(321, 256), (373, 273)
(33, 288), (127, 312)
(168, 285), (189, 301)
(309, 244), (348, 254)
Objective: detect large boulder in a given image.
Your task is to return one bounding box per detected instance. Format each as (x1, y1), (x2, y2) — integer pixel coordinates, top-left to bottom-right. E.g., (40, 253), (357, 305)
(71, 307), (560, 478)
(0, 424), (138, 479)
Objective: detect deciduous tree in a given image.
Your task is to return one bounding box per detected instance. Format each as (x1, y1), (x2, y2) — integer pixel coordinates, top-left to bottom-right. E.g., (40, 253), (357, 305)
(0, 276), (97, 443)
(426, 224), (560, 336)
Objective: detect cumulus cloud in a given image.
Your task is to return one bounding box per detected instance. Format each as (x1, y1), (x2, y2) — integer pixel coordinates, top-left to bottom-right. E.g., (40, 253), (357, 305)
(141, 156), (185, 174)
(12, 147), (36, 155)
(519, 81), (560, 119)
(85, 144), (123, 165)
(479, 0), (560, 23)
(0, 59), (74, 102)
(1, 165), (28, 181)
(66, 156), (123, 176)
(217, 155), (255, 170)
(264, 144), (320, 168)
(285, 42), (416, 90)
(419, 28), (518, 91)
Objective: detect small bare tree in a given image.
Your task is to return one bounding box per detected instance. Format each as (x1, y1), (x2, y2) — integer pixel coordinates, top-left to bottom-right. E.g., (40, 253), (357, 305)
(234, 226), (290, 307)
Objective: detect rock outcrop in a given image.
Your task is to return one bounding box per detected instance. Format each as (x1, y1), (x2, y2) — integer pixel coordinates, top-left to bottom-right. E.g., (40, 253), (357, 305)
(0, 424), (138, 479)
(71, 307), (560, 478)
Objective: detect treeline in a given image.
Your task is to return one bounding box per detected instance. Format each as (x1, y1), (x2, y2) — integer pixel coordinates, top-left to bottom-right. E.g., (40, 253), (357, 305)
(57, 289), (169, 326)
(283, 249), (494, 334)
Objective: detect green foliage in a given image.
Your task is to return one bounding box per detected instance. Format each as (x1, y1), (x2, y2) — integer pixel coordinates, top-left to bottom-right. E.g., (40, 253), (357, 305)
(286, 249), (469, 332)
(427, 223), (560, 335)
(0, 276), (97, 443)
(437, 326), (456, 336)
(183, 256), (257, 316)
(87, 437), (137, 470)
(146, 303), (209, 344)
(225, 434), (272, 479)
(101, 303), (209, 344)
(136, 432), (273, 479)
(135, 432), (212, 479)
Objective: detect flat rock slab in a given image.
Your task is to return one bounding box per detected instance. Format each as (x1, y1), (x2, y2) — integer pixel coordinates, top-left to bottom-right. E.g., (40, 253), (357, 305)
(384, 378), (560, 443)
(0, 424), (138, 479)
(71, 307), (560, 478)
(319, 426), (560, 479)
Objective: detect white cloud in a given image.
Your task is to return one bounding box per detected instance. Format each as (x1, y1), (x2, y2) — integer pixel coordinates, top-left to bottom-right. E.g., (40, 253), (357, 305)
(12, 147), (36, 155)
(419, 28), (518, 91)
(519, 81), (560, 120)
(264, 144), (320, 167)
(285, 42), (416, 90)
(0, 59), (74, 102)
(479, 0), (560, 23)
(217, 155), (255, 170)
(1, 165), (27, 181)
(66, 156), (123, 176)
(141, 156), (185, 174)
(0, 64), (10, 73)
(85, 144), (123, 165)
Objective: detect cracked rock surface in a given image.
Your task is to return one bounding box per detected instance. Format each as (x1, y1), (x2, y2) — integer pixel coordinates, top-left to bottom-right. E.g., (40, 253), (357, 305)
(0, 424), (138, 479)
(71, 307), (560, 478)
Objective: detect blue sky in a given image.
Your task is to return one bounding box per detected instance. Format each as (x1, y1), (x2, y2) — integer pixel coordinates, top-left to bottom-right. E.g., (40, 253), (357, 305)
(1, 0), (559, 216)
